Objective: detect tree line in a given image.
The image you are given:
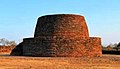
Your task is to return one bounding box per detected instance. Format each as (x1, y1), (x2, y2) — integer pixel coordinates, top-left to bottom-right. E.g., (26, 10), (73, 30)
(102, 42), (120, 51)
(0, 38), (16, 46)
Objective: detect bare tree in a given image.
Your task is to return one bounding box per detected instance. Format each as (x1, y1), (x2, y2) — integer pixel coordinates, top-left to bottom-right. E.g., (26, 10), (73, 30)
(117, 42), (120, 47)
(0, 38), (6, 45)
(116, 42), (120, 51)
(8, 41), (16, 46)
(0, 38), (16, 46)
(112, 42), (120, 51)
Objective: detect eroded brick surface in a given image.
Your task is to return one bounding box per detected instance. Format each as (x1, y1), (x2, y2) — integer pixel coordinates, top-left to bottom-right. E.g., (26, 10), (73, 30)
(11, 14), (102, 57)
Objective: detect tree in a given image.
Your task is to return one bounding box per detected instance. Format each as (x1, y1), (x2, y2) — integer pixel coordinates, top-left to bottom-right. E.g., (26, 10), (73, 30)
(117, 42), (120, 47)
(113, 43), (118, 48)
(0, 38), (16, 46)
(116, 42), (120, 51)
(0, 38), (6, 45)
(106, 45), (112, 50)
(112, 42), (120, 51)
(8, 41), (16, 46)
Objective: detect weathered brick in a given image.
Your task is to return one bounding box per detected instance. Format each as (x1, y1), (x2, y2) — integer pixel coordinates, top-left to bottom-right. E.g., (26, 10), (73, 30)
(11, 14), (102, 57)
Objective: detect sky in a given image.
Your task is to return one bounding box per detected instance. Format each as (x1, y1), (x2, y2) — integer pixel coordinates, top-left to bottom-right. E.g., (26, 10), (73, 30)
(0, 0), (120, 46)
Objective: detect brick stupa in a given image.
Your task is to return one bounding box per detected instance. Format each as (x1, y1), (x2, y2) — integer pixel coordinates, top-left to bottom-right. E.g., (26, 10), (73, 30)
(11, 14), (102, 57)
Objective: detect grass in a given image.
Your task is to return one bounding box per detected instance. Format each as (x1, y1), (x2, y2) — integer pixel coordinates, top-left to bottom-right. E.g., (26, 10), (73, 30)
(0, 54), (120, 69)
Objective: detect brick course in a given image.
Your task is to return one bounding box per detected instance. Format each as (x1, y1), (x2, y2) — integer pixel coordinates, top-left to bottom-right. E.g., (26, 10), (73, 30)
(11, 14), (102, 57)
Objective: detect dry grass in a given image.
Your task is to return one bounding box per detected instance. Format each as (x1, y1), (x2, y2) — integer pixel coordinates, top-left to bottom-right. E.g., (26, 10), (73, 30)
(0, 54), (120, 69)
(0, 46), (15, 54)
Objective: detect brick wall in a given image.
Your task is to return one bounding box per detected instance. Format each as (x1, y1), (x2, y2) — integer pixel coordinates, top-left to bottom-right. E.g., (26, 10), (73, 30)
(11, 14), (102, 57)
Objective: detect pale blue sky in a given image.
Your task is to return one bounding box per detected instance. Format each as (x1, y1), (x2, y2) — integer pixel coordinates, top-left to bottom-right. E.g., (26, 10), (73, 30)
(0, 0), (120, 45)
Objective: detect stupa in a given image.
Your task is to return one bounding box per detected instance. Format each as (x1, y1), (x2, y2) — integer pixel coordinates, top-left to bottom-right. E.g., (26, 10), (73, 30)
(11, 14), (102, 57)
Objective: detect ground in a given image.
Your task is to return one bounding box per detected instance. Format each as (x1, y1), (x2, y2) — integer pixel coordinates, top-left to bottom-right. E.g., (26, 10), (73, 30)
(0, 54), (120, 69)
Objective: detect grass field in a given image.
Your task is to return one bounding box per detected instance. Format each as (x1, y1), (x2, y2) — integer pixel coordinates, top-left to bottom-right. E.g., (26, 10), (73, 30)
(0, 54), (120, 69)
